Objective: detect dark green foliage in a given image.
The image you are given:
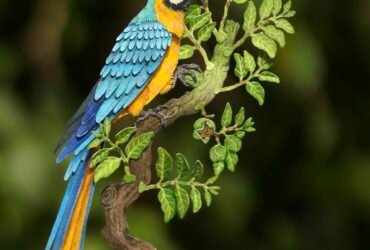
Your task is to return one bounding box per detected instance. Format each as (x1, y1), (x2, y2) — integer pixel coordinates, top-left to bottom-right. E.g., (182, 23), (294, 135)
(89, 118), (153, 183)
(139, 148), (219, 222)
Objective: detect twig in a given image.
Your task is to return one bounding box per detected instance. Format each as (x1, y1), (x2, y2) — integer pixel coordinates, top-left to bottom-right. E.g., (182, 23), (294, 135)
(184, 26), (214, 70)
(219, 0), (233, 32)
(233, 14), (285, 51)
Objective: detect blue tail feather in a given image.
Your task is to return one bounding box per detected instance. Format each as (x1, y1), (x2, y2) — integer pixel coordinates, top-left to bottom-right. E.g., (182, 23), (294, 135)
(46, 149), (94, 250)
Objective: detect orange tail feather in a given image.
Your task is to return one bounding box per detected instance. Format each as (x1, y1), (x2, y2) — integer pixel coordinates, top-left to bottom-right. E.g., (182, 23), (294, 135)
(62, 168), (94, 250)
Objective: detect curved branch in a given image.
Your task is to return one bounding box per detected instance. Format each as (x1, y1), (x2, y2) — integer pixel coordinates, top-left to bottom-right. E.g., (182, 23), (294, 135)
(100, 20), (240, 250)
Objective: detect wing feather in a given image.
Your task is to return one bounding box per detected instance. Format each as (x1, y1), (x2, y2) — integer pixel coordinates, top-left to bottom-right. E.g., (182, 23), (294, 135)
(56, 21), (172, 165)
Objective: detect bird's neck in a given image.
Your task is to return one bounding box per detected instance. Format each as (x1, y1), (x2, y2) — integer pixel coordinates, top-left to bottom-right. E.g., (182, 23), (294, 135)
(155, 0), (185, 38)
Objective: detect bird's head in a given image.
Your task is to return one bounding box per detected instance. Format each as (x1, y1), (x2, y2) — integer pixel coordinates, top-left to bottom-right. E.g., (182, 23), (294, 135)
(163, 0), (191, 12)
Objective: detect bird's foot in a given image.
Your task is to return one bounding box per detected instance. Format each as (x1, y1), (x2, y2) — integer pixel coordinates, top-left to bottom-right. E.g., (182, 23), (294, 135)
(172, 63), (201, 88)
(136, 105), (169, 128)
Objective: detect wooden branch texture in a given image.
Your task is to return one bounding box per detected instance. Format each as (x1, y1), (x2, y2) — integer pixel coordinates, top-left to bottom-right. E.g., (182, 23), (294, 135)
(101, 20), (240, 250)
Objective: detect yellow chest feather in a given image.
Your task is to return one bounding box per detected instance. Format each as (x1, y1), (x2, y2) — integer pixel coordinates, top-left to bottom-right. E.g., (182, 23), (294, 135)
(155, 0), (185, 38)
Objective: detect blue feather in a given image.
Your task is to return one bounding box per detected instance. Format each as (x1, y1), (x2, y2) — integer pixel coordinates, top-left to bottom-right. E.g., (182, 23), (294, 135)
(143, 40), (150, 50)
(120, 40), (129, 52)
(46, 160), (86, 250)
(81, 98), (102, 125)
(64, 150), (86, 181)
(133, 62), (144, 76)
(94, 77), (109, 100)
(149, 39), (156, 49)
(57, 133), (90, 163)
(115, 76), (130, 98)
(96, 97), (120, 123)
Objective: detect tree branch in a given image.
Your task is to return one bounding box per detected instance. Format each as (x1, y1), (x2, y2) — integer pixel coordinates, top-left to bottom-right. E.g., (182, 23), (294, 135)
(100, 20), (240, 250)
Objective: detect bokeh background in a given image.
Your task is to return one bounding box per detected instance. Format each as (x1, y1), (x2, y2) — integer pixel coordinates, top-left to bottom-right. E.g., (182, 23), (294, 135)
(1, 0), (370, 249)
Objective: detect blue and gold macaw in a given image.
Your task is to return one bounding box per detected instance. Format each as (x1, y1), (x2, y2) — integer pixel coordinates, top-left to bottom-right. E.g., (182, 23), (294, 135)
(46, 0), (191, 249)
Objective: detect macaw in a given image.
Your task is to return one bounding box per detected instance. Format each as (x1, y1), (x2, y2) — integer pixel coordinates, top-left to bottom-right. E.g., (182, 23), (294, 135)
(46, 0), (191, 249)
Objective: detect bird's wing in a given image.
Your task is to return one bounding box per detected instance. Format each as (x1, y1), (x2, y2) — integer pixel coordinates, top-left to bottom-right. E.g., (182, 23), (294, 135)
(56, 21), (172, 164)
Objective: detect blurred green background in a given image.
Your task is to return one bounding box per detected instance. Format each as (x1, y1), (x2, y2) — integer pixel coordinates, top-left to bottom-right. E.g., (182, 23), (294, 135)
(1, 0), (370, 249)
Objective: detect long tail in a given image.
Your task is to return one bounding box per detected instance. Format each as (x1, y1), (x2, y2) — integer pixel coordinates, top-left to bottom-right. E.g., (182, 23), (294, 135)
(46, 150), (95, 250)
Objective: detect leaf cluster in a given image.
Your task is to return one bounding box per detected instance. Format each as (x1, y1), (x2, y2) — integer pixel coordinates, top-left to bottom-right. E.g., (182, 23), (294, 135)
(193, 103), (255, 173)
(180, 0), (295, 106)
(139, 148), (219, 222)
(88, 118), (154, 183)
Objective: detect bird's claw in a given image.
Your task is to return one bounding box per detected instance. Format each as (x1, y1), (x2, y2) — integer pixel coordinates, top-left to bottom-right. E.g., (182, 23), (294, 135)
(173, 63), (201, 88)
(136, 105), (169, 128)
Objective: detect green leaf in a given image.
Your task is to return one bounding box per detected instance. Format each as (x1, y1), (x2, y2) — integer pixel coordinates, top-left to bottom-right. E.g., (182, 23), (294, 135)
(226, 151), (239, 172)
(213, 161), (225, 175)
(190, 187), (202, 213)
(198, 22), (216, 42)
(246, 127), (256, 132)
(243, 1), (257, 32)
(179, 45), (196, 60)
(225, 135), (242, 152)
(90, 148), (110, 168)
(158, 188), (177, 222)
(257, 56), (272, 70)
(125, 132), (154, 160)
(234, 53), (247, 80)
(246, 81), (265, 106)
(234, 0), (247, 4)
(193, 160), (204, 180)
(156, 147), (173, 181)
(236, 131), (246, 138)
(285, 10), (296, 17)
(208, 187), (220, 196)
(258, 71), (280, 83)
(138, 182), (148, 193)
(263, 25), (286, 47)
(88, 139), (103, 149)
(275, 19), (295, 34)
(221, 102), (233, 128)
(209, 145), (227, 162)
(243, 50), (256, 73)
(194, 118), (216, 131)
(94, 157), (121, 183)
(204, 189), (212, 207)
(259, 0), (274, 21)
(283, 0), (292, 13)
(185, 5), (202, 23)
(115, 127), (137, 145)
(175, 185), (190, 219)
(190, 12), (212, 31)
(123, 166), (136, 183)
(91, 130), (102, 138)
(207, 176), (218, 184)
(252, 33), (277, 58)
(103, 118), (111, 136)
(273, 0), (282, 15)
(242, 117), (256, 132)
(175, 153), (191, 180)
(235, 107), (246, 126)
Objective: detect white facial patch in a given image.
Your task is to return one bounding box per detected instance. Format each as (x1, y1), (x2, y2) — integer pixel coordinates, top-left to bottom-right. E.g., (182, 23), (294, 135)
(168, 0), (185, 4)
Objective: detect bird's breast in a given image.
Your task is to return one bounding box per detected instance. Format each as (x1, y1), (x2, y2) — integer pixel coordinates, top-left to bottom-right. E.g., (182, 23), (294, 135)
(126, 37), (181, 116)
